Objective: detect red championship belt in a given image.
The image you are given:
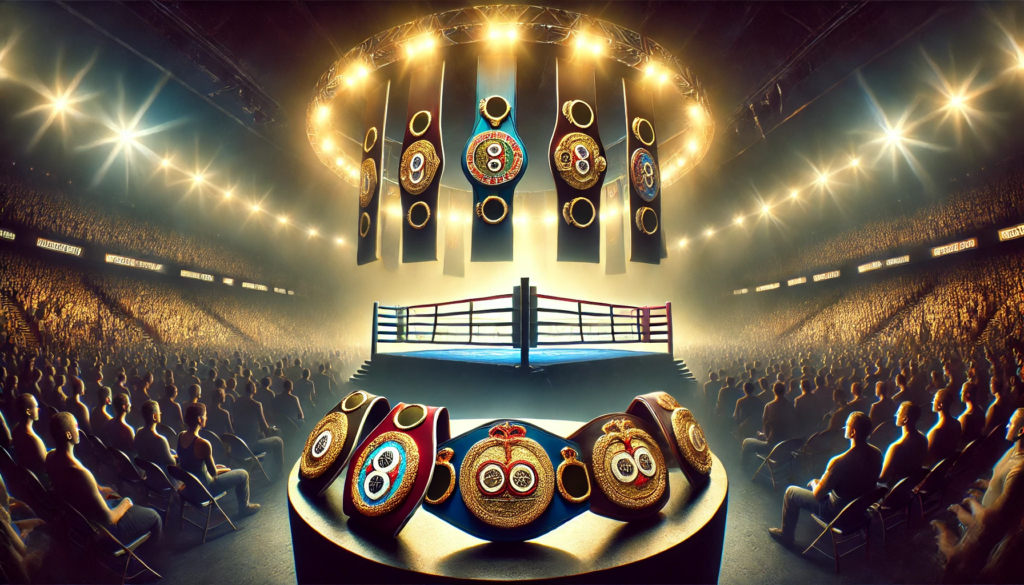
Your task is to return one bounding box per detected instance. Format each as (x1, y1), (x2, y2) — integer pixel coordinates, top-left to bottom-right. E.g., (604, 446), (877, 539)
(342, 402), (451, 537)
(627, 392), (712, 492)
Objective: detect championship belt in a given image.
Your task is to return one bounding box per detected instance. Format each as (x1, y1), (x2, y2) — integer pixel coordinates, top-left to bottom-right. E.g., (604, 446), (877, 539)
(567, 413), (670, 521)
(549, 58), (606, 263)
(342, 403), (451, 537)
(422, 420), (590, 542)
(462, 51), (527, 262)
(622, 79), (661, 265)
(399, 61), (445, 263)
(357, 80), (390, 266)
(297, 390), (391, 497)
(627, 392), (712, 492)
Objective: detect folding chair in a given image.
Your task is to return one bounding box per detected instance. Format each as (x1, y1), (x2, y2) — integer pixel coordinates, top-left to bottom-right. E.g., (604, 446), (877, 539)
(947, 439), (982, 479)
(871, 468), (928, 547)
(913, 457), (955, 518)
(167, 465), (237, 544)
(222, 433), (271, 483)
(58, 497), (162, 585)
(0, 446), (23, 497)
(804, 487), (887, 573)
(156, 423), (177, 444)
(794, 430), (842, 481)
(89, 434), (119, 486)
(732, 416), (758, 442)
(199, 429), (227, 463)
(134, 457), (178, 525)
(107, 447), (146, 499)
(75, 431), (99, 473)
(869, 421), (898, 452)
(12, 466), (60, 525)
(752, 437), (806, 491)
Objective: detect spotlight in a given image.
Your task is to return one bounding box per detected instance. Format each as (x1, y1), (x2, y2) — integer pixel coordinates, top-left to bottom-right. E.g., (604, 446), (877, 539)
(790, 190), (799, 199)
(762, 204), (771, 214)
(704, 228), (714, 237)
(278, 216), (288, 224)
(679, 238), (688, 247)
(884, 127), (903, 145)
(322, 138), (334, 153)
(689, 105), (702, 120)
(817, 173), (829, 185)
(659, 73), (668, 84)
(421, 37), (436, 51)
(335, 158), (344, 167)
(687, 140), (699, 152)
(357, 66), (368, 78)
(161, 158), (170, 167)
(489, 29), (500, 40)
(734, 216), (744, 225)
(192, 174), (204, 184)
(406, 43), (417, 58)
(317, 106), (330, 123)
(309, 228), (318, 237)
(849, 158), (860, 168)
(947, 92), (967, 112)
(251, 204), (261, 213)
(224, 190), (233, 199)
(335, 237), (344, 245)
(506, 28), (517, 41)
(676, 158), (686, 168)
(590, 41), (602, 56)
(119, 129), (135, 144)
(645, 65), (655, 77)
(345, 78), (354, 87)
(53, 98), (67, 112)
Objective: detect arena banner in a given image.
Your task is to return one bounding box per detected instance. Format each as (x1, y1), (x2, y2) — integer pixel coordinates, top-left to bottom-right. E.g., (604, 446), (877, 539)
(787, 277), (806, 286)
(242, 282), (268, 291)
(357, 80), (390, 266)
(756, 282), (780, 292)
(223, 277), (234, 286)
(813, 270), (840, 282)
(931, 237), (977, 258)
(287, 290), (294, 296)
(858, 260), (882, 273)
(105, 254), (162, 272)
(623, 79), (661, 264)
(181, 270), (213, 282)
(550, 58), (605, 263)
(998, 223), (1024, 242)
(399, 60), (445, 263)
(36, 237), (82, 256)
(0, 229), (14, 241)
(274, 287), (286, 294)
(885, 255), (909, 267)
(733, 288), (749, 295)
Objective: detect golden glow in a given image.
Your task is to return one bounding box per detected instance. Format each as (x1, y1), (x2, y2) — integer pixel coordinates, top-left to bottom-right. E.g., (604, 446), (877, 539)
(506, 28), (517, 41)
(884, 126), (904, 145)
(335, 157), (344, 167)
(687, 140), (699, 152)
(224, 190), (233, 199)
(761, 204), (771, 214)
(658, 73), (668, 84)
(790, 190), (799, 199)
(357, 66), (368, 78)
(689, 105), (702, 120)
(118, 128), (136, 144)
(192, 173), (203, 184)
(817, 173), (829, 185)
(308, 228), (318, 237)
(321, 138), (334, 153)
(645, 65), (655, 77)
(849, 158), (860, 168)
(316, 106), (330, 123)
(345, 78), (354, 87)
(278, 216), (288, 224)
(704, 228), (714, 237)
(679, 238), (688, 247)
(161, 158), (170, 167)
(335, 237), (344, 244)
(734, 216), (744, 225)
(676, 158), (686, 168)
(251, 204), (261, 213)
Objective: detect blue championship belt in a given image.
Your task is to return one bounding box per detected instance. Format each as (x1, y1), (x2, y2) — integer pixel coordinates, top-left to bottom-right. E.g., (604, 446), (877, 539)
(422, 420), (591, 541)
(462, 51), (527, 262)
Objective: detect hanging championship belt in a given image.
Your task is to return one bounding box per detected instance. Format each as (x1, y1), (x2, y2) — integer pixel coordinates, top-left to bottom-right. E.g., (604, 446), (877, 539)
(342, 403), (451, 537)
(357, 80), (390, 266)
(567, 413), (670, 521)
(422, 420), (590, 542)
(549, 58), (606, 263)
(627, 392), (712, 492)
(622, 79), (661, 265)
(298, 390), (391, 497)
(462, 52), (527, 262)
(399, 61), (445, 263)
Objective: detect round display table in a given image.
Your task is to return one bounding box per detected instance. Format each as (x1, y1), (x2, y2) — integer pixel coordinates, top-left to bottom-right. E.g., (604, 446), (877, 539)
(288, 418), (728, 584)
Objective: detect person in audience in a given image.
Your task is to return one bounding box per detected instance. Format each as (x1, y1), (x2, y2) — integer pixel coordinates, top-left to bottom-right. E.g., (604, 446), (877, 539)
(158, 383), (185, 433)
(273, 380), (304, 430)
(793, 379), (819, 435)
(879, 402), (928, 488)
(112, 372), (129, 397)
(733, 381), (761, 428)
(46, 412), (162, 545)
(177, 403), (260, 518)
(106, 394), (135, 454)
(869, 381), (896, 430)
(63, 377), (90, 435)
(715, 376), (740, 416)
(185, 367), (201, 393)
(295, 369), (315, 410)
(44, 374), (67, 412)
(90, 387), (113, 440)
(741, 382), (796, 463)
(985, 377), (1015, 437)
(11, 395), (48, 480)
(768, 412), (882, 546)
(134, 400), (175, 470)
(847, 382), (869, 415)
(313, 364), (334, 402)
(825, 389), (853, 432)
(206, 386), (234, 437)
(186, 384), (201, 407)
(958, 381), (986, 445)
(926, 388), (962, 466)
(200, 369), (217, 408)
(256, 377), (277, 424)
(233, 381), (284, 478)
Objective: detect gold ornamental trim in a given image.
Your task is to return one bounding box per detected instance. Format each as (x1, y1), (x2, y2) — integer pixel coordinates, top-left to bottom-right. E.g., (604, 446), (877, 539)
(479, 95), (511, 127)
(475, 195), (508, 225)
(358, 212), (371, 238)
(425, 447), (457, 505)
(635, 206), (658, 236)
(631, 117), (655, 146)
(562, 197), (596, 229)
(363, 127), (378, 153)
(299, 412), (348, 480)
(655, 392), (681, 411)
(553, 132), (606, 191)
(591, 419), (667, 510)
(556, 446), (591, 504)
(393, 403), (428, 430)
(399, 140), (441, 195)
(349, 431), (419, 517)
(409, 110), (432, 137)
(671, 408), (712, 475)
(340, 390), (368, 413)
(561, 99), (594, 129)
(359, 158), (377, 208)
(407, 201), (431, 230)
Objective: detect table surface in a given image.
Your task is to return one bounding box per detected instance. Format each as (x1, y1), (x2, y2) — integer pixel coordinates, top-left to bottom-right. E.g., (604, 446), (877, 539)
(288, 418), (728, 581)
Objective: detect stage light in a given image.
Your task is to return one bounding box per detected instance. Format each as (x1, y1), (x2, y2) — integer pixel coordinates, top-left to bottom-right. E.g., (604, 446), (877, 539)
(645, 65), (655, 77)
(357, 66), (368, 78)
(687, 140), (699, 152)
(590, 41), (602, 56)
(689, 105), (703, 121)
(224, 190), (233, 199)
(53, 98), (67, 112)
(192, 174), (203, 184)
(884, 126), (903, 145)
(422, 37), (436, 51)
(576, 36), (587, 50)
(349, 169), (358, 179)
(489, 29), (500, 40)
(817, 173), (829, 185)
(849, 158), (860, 168)
(345, 78), (353, 87)
(947, 93), (966, 111)
(308, 228), (318, 237)
(546, 215), (557, 226)
(676, 158), (686, 168)
(335, 157), (344, 167)
(278, 216), (288, 224)
(790, 190), (799, 199)
(321, 138), (334, 153)
(506, 28), (517, 41)
(659, 73), (668, 84)
(762, 204), (771, 214)
(161, 158), (170, 167)
(679, 238), (688, 247)
(251, 204), (261, 213)
(316, 106), (330, 123)
(406, 43), (417, 58)
(335, 237), (343, 245)
(704, 228), (714, 237)
(734, 216), (744, 225)
(119, 129), (136, 145)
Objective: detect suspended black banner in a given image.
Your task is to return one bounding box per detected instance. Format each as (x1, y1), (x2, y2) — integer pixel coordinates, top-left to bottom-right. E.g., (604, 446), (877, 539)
(357, 80), (390, 266)
(622, 79), (661, 265)
(399, 61), (445, 263)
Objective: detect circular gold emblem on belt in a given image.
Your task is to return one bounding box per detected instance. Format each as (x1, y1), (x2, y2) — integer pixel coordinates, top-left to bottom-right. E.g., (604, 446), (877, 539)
(358, 212), (372, 238)
(671, 408), (712, 475)
(592, 419), (666, 509)
(407, 201), (431, 230)
(460, 422), (554, 529)
(553, 132), (606, 190)
(299, 412), (348, 480)
(562, 197), (596, 229)
(635, 206), (658, 235)
(349, 431), (419, 517)
(359, 158), (377, 208)
(399, 140), (441, 195)
(475, 195), (508, 225)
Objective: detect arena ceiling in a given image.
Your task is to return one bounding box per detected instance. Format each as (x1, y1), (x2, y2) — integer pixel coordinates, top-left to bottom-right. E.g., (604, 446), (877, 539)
(0, 2), (1014, 290)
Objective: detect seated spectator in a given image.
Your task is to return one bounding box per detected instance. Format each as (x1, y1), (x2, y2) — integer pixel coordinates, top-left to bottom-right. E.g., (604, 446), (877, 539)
(754, 377), (772, 404)
(273, 380), (304, 430)
(233, 381), (284, 478)
(768, 412), (882, 546)
(295, 369), (315, 410)
(44, 374), (67, 412)
(134, 401), (176, 471)
(11, 395), (48, 480)
(715, 376), (740, 416)
(926, 388), (963, 466)
(157, 384), (185, 433)
(177, 403), (259, 518)
(793, 379), (820, 435)
(206, 387), (234, 437)
(847, 382), (870, 415)
(186, 384), (201, 406)
(733, 382), (761, 427)
(63, 377), (90, 435)
(959, 382), (985, 445)
(200, 369), (217, 408)
(105, 394), (135, 455)
(112, 372), (129, 397)
(879, 402), (928, 488)
(741, 382), (796, 463)
(257, 377), (277, 425)
(985, 377), (1015, 437)
(869, 381), (897, 430)
(46, 412), (161, 546)
(825, 389), (853, 432)
(90, 387), (113, 439)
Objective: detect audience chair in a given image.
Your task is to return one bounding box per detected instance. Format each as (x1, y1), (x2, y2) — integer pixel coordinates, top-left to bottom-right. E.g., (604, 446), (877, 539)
(0, 446), (23, 496)
(752, 437), (805, 491)
(794, 430), (842, 480)
(167, 465), (237, 544)
(804, 486), (887, 573)
(134, 457), (178, 525)
(156, 423), (177, 444)
(58, 496), (161, 585)
(732, 416), (758, 442)
(221, 433), (272, 483)
(976, 426), (1011, 473)
(40, 405), (60, 447)
(947, 439), (982, 480)
(198, 429), (227, 463)
(75, 431), (99, 473)
(12, 466), (60, 525)
(871, 468), (929, 547)
(107, 447), (146, 499)
(89, 434), (119, 486)
(913, 457), (955, 518)
(869, 421), (898, 452)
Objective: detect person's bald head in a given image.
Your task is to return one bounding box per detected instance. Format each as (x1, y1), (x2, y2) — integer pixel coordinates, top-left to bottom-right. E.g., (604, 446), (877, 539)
(50, 412), (78, 446)
(112, 393), (130, 415)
